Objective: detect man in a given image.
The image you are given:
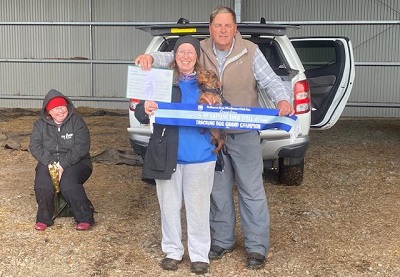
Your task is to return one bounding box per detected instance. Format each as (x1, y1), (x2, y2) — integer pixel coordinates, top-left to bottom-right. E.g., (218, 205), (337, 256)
(135, 6), (294, 269)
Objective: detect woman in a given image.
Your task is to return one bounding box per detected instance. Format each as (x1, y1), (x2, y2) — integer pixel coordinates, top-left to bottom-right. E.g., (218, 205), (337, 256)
(29, 89), (94, 231)
(135, 35), (216, 275)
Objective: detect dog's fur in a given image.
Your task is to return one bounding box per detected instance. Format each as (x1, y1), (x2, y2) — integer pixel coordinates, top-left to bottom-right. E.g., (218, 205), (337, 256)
(197, 70), (223, 105)
(197, 70), (225, 153)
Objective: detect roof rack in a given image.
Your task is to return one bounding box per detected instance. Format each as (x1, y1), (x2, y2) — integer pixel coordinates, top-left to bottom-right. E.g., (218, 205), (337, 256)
(136, 18), (299, 37)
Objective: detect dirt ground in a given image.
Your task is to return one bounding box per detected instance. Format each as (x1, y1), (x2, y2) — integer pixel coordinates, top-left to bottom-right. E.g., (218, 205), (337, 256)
(0, 108), (399, 277)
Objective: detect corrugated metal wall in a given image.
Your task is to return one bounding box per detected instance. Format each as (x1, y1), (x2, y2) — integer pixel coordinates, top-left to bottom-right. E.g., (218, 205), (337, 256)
(0, 0), (233, 109)
(90, 0), (233, 108)
(244, 0), (400, 117)
(0, 0), (399, 117)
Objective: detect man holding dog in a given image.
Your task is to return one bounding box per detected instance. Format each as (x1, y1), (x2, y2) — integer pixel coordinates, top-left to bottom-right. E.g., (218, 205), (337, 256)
(135, 6), (294, 269)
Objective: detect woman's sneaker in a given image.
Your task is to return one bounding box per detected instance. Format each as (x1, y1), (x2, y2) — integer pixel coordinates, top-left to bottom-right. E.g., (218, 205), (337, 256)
(161, 258), (181, 271)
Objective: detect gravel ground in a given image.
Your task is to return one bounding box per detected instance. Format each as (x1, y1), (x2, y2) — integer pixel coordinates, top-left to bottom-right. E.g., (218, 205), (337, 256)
(0, 109), (399, 277)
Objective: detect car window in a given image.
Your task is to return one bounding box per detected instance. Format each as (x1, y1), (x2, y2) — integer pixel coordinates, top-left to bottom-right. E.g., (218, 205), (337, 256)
(250, 38), (289, 76)
(159, 38), (178, 52)
(293, 42), (337, 70)
(254, 40), (282, 68)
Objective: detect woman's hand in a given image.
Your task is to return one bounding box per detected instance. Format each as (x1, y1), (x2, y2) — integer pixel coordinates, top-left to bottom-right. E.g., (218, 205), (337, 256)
(144, 100), (158, 115)
(58, 166), (64, 182)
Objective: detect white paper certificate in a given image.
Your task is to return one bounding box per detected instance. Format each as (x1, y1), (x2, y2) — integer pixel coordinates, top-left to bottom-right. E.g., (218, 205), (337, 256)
(126, 65), (173, 102)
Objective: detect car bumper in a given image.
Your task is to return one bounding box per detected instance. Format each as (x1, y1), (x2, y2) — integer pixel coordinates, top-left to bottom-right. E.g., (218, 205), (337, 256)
(128, 127), (310, 163)
(261, 135), (310, 160)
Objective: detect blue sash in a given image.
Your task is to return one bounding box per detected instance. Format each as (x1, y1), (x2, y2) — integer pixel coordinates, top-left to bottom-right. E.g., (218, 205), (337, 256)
(154, 102), (298, 132)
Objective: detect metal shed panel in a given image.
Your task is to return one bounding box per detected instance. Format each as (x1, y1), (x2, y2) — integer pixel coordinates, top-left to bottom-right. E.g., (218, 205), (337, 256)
(92, 0), (234, 22)
(0, 63), (91, 96)
(244, 0), (400, 21)
(90, 0), (234, 108)
(0, 25), (90, 59)
(0, 0), (399, 117)
(91, 0), (234, 59)
(92, 26), (147, 60)
(93, 64), (129, 97)
(0, 99), (41, 109)
(0, 99), (127, 110)
(343, 107), (400, 117)
(244, 0), (400, 117)
(285, 25), (400, 63)
(0, 0), (92, 101)
(352, 66), (400, 103)
(0, 0), (89, 21)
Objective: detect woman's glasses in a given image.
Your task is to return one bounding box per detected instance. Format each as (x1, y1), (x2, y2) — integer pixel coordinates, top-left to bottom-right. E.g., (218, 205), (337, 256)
(176, 50), (197, 58)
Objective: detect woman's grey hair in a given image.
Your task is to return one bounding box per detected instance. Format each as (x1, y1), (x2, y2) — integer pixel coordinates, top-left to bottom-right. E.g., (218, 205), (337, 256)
(168, 61), (202, 84)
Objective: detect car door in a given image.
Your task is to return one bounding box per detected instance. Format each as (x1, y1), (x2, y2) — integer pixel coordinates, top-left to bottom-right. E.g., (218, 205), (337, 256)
(291, 38), (355, 129)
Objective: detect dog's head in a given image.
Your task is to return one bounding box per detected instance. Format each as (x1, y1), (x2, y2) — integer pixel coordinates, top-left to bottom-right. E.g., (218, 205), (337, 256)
(197, 70), (222, 90)
(197, 70), (223, 105)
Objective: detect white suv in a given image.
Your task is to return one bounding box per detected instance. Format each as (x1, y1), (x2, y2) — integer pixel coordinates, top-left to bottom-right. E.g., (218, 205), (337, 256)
(128, 21), (355, 186)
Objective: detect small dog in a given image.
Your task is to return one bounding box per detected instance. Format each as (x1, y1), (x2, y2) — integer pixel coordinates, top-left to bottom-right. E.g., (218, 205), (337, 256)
(197, 70), (225, 153)
(197, 70), (223, 106)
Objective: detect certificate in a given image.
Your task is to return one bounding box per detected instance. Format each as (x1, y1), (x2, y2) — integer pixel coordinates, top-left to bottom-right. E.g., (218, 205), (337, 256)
(126, 65), (173, 102)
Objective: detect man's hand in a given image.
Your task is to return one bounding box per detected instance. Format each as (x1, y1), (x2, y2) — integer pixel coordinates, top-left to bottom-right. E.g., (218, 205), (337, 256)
(134, 54), (154, 70)
(277, 100), (295, 116)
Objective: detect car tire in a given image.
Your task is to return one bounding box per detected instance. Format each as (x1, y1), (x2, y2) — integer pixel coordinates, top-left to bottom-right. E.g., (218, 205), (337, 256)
(278, 158), (304, 186)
